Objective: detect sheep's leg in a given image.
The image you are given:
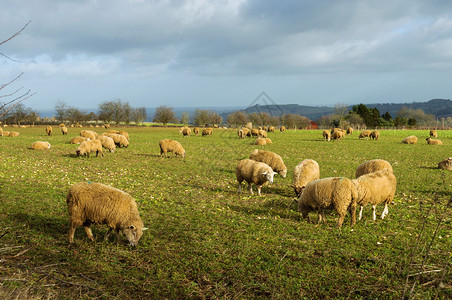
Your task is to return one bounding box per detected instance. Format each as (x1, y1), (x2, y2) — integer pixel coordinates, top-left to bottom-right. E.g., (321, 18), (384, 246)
(238, 182), (242, 194)
(83, 225), (95, 241)
(248, 183), (253, 195)
(381, 203), (389, 219)
(68, 221), (81, 243)
(336, 213), (345, 227)
(358, 205), (364, 220)
(349, 202), (357, 226)
(104, 228), (113, 241)
(257, 185), (262, 196)
(372, 205), (377, 221)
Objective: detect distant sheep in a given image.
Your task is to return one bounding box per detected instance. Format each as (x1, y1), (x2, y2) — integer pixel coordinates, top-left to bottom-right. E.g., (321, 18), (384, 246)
(46, 126), (52, 136)
(298, 177), (358, 227)
(346, 127), (354, 135)
(353, 171), (397, 221)
(249, 149), (287, 178)
(323, 130), (331, 141)
(358, 130), (372, 139)
(80, 130), (98, 140)
(66, 182), (147, 246)
(438, 158), (452, 170)
(103, 133), (129, 147)
(268, 126), (275, 132)
(241, 127), (251, 137)
(31, 141), (51, 150)
(61, 126), (68, 135)
(119, 131), (129, 140)
(429, 130), (437, 138)
(235, 159), (275, 196)
(401, 136), (417, 144)
(355, 159), (393, 178)
(8, 131), (20, 137)
(182, 127), (191, 137)
(104, 124), (110, 129)
(426, 137), (442, 145)
(238, 129), (246, 139)
(254, 138), (267, 145)
(193, 127), (199, 135)
(202, 128), (213, 136)
(159, 139), (185, 157)
(332, 130), (345, 140)
(258, 129), (267, 138)
(76, 140), (103, 157)
(71, 136), (90, 144)
(250, 128), (259, 137)
(370, 131), (380, 140)
(292, 159), (320, 198)
(280, 126), (286, 132)
(97, 135), (116, 153)
(264, 138), (272, 144)
(2, 131), (11, 136)
(0, 127), (3, 136)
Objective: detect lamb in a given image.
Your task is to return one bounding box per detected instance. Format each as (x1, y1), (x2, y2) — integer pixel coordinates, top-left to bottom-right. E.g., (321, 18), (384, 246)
(61, 126), (68, 135)
(8, 131), (19, 137)
(254, 138), (267, 145)
(346, 127), (354, 135)
(70, 136), (90, 144)
(358, 130), (372, 139)
(97, 135), (116, 153)
(280, 126), (286, 132)
(76, 140), (103, 157)
(352, 171), (397, 221)
(323, 130), (331, 141)
(66, 182), (148, 246)
(355, 159), (393, 178)
(298, 177), (358, 227)
(429, 130), (438, 138)
(370, 130), (380, 140)
(292, 159), (320, 198)
(249, 149), (287, 178)
(401, 136), (417, 144)
(45, 126), (52, 136)
(159, 139), (185, 157)
(202, 128), (213, 136)
(182, 127), (191, 137)
(31, 141), (51, 150)
(438, 158), (452, 170)
(80, 130), (98, 140)
(426, 137), (442, 145)
(235, 159), (275, 196)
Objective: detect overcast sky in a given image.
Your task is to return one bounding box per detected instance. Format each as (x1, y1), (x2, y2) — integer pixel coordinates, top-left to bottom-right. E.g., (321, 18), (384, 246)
(2, 0), (452, 111)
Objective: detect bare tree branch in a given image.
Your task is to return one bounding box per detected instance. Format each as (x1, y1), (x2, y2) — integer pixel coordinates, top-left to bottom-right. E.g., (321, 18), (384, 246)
(0, 72), (24, 91)
(0, 20), (31, 46)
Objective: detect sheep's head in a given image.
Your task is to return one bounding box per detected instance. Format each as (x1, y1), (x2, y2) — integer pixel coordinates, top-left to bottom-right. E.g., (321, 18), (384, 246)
(279, 169), (287, 178)
(293, 185), (305, 198)
(122, 224), (148, 247)
(76, 149), (81, 156)
(262, 170), (274, 184)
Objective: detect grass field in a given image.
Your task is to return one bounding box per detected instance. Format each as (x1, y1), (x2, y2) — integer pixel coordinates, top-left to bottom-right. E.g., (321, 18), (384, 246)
(0, 126), (451, 299)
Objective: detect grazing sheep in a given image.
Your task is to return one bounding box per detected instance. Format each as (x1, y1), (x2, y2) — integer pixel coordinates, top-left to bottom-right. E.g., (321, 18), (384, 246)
(103, 133), (129, 147)
(323, 130), (331, 141)
(298, 177), (358, 227)
(254, 138), (267, 145)
(346, 127), (354, 135)
(249, 149), (287, 178)
(258, 129), (267, 138)
(61, 126), (68, 135)
(104, 124), (110, 129)
(250, 128), (259, 137)
(46, 126), (52, 136)
(66, 182), (148, 246)
(182, 127), (191, 137)
(353, 171), (397, 221)
(179, 126), (188, 134)
(355, 159), (393, 178)
(401, 136), (418, 144)
(280, 126), (286, 132)
(70, 136), (90, 144)
(76, 140), (103, 157)
(370, 131), (380, 140)
(235, 159), (275, 196)
(202, 128), (213, 136)
(97, 135), (116, 153)
(80, 130), (98, 140)
(241, 127), (251, 137)
(119, 131), (129, 140)
(268, 126), (275, 132)
(159, 139), (185, 157)
(31, 141), (51, 150)
(193, 127), (199, 135)
(358, 130), (372, 140)
(238, 129), (245, 139)
(8, 131), (19, 137)
(429, 130), (437, 138)
(438, 158), (452, 170)
(292, 159), (320, 198)
(426, 137), (442, 145)
(332, 130), (345, 140)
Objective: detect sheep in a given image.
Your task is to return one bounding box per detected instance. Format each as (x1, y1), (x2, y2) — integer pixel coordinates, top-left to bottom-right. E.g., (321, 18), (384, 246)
(401, 136), (417, 144)
(104, 123), (110, 129)
(76, 140), (103, 157)
(426, 137), (442, 145)
(103, 133), (129, 147)
(70, 136), (90, 144)
(430, 130), (438, 138)
(264, 138), (272, 144)
(202, 128), (213, 136)
(31, 141), (51, 150)
(258, 129), (267, 138)
(358, 130), (372, 139)
(298, 177), (358, 227)
(0, 127), (3, 136)
(61, 126), (68, 135)
(241, 127), (251, 137)
(66, 182), (148, 246)
(182, 127), (191, 137)
(346, 127), (354, 135)
(96, 135), (116, 153)
(159, 139), (185, 157)
(292, 159), (320, 198)
(262, 126), (268, 131)
(268, 126), (275, 132)
(80, 130), (98, 140)
(323, 130), (331, 141)
(355, 159), (393, 178)
(193, 127), (199, 135)
(235, 159), (275, 196)
(2, 131), (11, 136)
(254, 138), (267, 145)
(438, 158), (452, 170)
(332, 130), (345, 140)
(119, 130), (129, 140)
(179, 126), (188, 134)
(249, 149), (287, 178)
(45, 126), (52, 136)
(370, 131), (380, 140)
(353, 171), (397, 221)
(238, 129), (245, 139)
(8, 131), (20, 137)
(250, 128), (259, 137)
(280, 126), (286, 132)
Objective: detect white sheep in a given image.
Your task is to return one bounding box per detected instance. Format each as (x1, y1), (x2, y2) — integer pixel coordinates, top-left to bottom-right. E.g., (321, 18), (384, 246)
(355, 159), (393, 178)
(80, 130), (98, 140)
(426, 137), (442, 145)
(429, 130), (437, 138)
(438, 158), (452, 170)
(235, 159), (275, 196)
(249, 149), (287, 178)
(70, 136), (90, 144)
(66, 182), (148, 246)
(31, 141), (51, 150)
(358, 130), (372, 140)
(97, 135), (116, 153)
(401, 136), (417, 144)
(159, 139), (185, 157)
(76, 140), (103, 157)
(298, 177), (358, 227)
(352, 171), (397, 221)
(292, 159), (320, 198)
(323, 130), (331, 141)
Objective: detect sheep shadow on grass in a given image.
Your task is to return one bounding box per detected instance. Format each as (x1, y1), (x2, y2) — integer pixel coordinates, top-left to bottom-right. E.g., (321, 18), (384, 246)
(9, 212), (67, 242)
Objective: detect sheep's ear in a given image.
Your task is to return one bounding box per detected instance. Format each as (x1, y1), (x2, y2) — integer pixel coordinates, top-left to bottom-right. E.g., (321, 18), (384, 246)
(142, 227), (149, 231)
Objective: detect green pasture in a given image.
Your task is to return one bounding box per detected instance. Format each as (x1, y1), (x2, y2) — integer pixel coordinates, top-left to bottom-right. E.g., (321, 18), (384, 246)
(0, 126), (451, 299)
